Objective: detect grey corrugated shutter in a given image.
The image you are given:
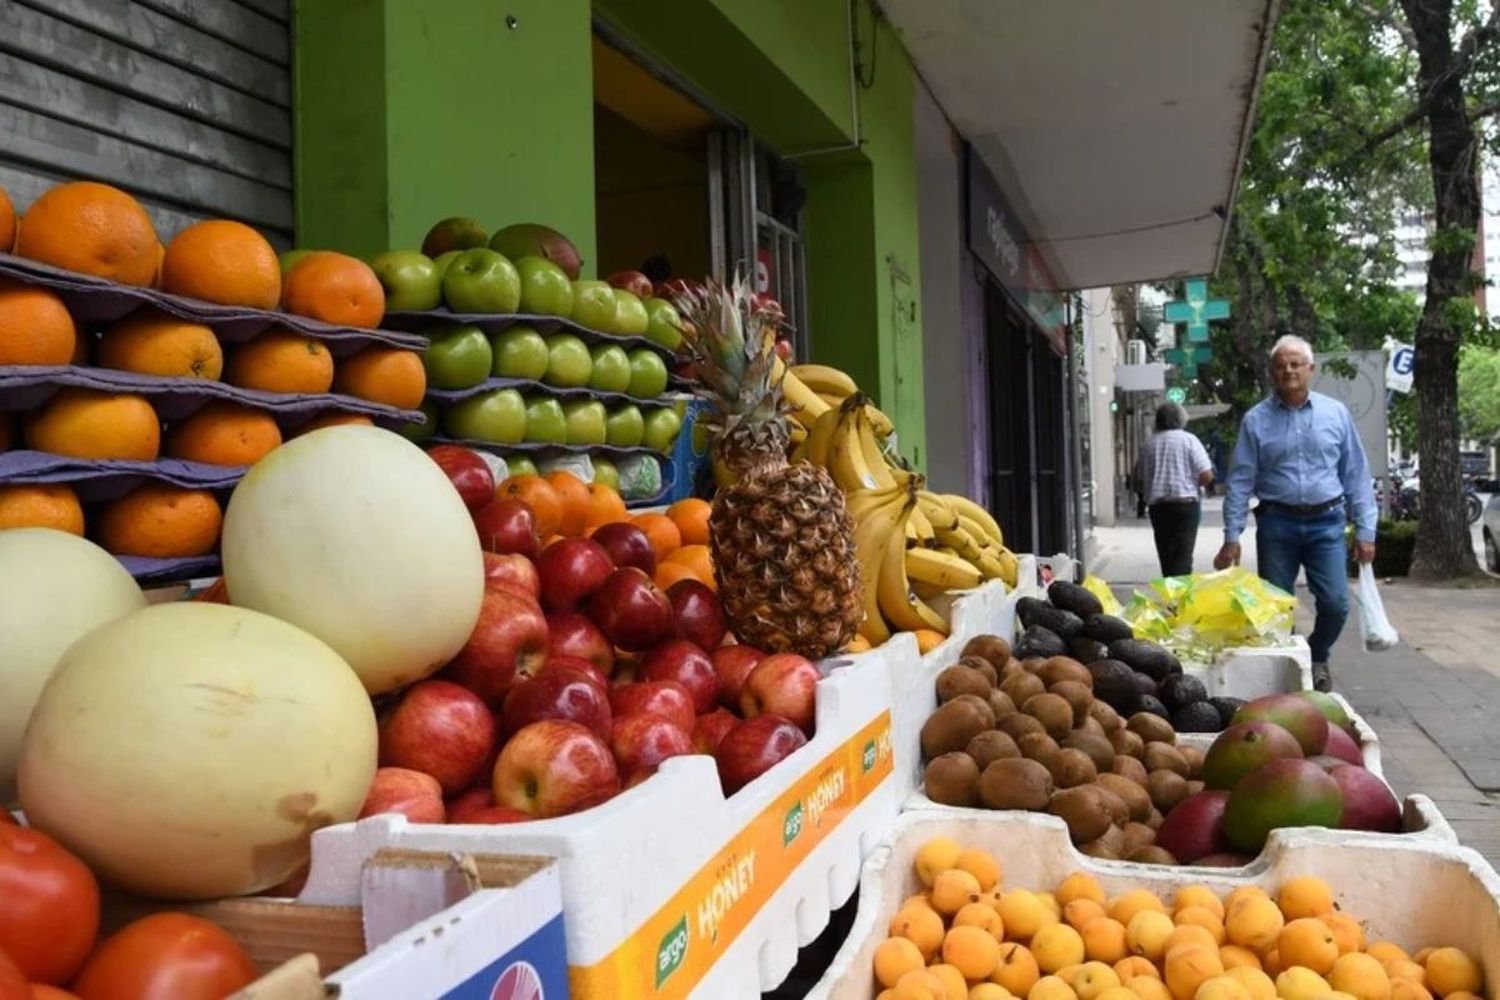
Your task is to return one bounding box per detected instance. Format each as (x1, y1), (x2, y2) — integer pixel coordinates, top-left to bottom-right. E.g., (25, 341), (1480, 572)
(0, 0), (293, 247)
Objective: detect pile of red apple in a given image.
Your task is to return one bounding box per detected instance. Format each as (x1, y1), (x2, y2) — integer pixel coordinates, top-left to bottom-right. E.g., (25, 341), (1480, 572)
(359, 446), (822, 826)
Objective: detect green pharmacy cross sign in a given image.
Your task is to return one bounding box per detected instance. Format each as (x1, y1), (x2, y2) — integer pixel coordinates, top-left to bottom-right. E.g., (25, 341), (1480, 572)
(1164, 344), (1214, 378)
(1163, 279), (1229, 344)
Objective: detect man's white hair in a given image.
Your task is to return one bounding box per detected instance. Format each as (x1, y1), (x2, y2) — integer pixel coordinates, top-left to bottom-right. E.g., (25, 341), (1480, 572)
(1270, 334), (1315, 365)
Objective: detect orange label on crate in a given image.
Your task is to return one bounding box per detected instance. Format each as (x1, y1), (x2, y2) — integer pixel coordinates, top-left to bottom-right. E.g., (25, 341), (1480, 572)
(569, 711), (892, 999)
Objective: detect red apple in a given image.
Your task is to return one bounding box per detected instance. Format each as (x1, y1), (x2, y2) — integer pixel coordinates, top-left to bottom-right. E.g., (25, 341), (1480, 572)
(608, 680), (695, 734)
(427, 444), (495, 511)
(711, 645), (765, 708)
(610, 712), (693, 774)
(589, 568), (674, 651)
(492, 720), (621, 818)
(714, 716), (808, 795)
(446, 786), (494, 823)
(378, 680), (497, 795)
(500, 664), (613, 741)
(590, 522), (656, 575)
(640, 639), (720, 715)
(669, 579), (726, 651)
(543, 654), (610, 693)
(546, 611), (615, 674)
(607, 270), (654, 298)
(693, 708), (739, 754)
(657, 278), (699, 300)
(536, 538), (615, 612)
(474, 499), (540, 558)
(740, 653), (820, 734)
(440, 587), (549, 704)
(359, 767), (446, 823)
(624, 766), (658, 790)
(465, 806), (533, 824)
(483, 552), (541, 599)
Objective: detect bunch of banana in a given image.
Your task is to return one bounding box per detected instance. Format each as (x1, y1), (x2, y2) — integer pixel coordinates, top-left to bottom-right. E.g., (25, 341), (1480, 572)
(846, 478), (951, 645)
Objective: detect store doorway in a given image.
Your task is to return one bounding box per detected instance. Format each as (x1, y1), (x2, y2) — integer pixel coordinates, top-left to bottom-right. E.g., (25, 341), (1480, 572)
(985, 282), (1035, 553)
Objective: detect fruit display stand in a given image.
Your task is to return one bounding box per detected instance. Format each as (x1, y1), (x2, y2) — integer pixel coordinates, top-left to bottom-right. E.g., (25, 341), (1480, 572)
(297, 640), (903, 999)
(1174, 690), (1385, 778)
(1182, 638), (1313, 698)
(806, 804), (1490, 1000)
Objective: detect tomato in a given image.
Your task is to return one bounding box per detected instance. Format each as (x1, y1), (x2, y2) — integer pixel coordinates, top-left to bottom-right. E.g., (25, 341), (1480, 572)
(0, 825), (98, 984)
(0, 950), (26, 1000)
(71, 913), (257, 1000)
(30, 986), (80, 1000)
(0, 812), (15, 824)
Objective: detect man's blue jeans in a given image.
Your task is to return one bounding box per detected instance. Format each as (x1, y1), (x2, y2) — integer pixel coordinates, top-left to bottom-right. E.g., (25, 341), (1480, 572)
(1254, 505), (1349, 663)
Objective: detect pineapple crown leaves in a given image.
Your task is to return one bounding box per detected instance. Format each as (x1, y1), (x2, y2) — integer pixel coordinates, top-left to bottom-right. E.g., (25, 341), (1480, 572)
(672, 276), (791, 435)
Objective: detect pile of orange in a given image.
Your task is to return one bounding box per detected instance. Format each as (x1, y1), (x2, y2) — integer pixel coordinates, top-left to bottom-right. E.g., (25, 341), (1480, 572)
(26, 390), (161, 461)
(0, 279), (76, 365)
(333, 347), (426, 409)
(96, 484), (221, 558)
(0, 484), (85, 534)
(97, 310), (222, 380)
(13, 182), (160, 287)
(165, 403), (283, 467)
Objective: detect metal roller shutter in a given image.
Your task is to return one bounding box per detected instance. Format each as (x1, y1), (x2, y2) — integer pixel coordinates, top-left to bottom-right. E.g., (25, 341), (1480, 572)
(0, 0), (293, 247)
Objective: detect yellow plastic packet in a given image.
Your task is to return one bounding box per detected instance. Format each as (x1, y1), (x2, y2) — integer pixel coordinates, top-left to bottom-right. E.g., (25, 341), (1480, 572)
(1150, 575), (1191, 607)
(1175, 567), (1244, 624)
(1124, 603), (1174, 640)
(1081, 575), (1123, 617)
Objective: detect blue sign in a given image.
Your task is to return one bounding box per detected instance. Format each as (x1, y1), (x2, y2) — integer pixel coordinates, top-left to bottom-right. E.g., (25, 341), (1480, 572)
(1163, 279), (1230, 344)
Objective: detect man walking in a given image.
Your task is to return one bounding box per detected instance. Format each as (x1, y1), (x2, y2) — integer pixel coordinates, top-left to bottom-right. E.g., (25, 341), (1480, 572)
(1139, 403), (1214, 577)
(1214, 335), (1377, 692)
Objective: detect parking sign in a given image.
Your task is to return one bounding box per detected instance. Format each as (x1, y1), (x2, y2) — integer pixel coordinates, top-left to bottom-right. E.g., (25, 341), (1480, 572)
(1387, 343), (1415, 394)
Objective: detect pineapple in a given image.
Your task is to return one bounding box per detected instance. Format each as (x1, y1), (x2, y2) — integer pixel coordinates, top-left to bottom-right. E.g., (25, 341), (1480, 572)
(674, 279), (863, 657)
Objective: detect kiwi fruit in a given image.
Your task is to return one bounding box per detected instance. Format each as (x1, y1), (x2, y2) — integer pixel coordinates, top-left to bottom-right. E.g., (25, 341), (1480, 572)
(996, 712), (1046, 742)
(936, 665), (993, 704)
(1000, 658), (1028, 681)
(1021, 658), (1047, 674)
(1039, 657), (1093, 689)
(1088, 701), (1123, 733)
(1022, 692), (1074, 739)
(1075, 715), (1107, 740)
(1092, 783), (1131, 826)
(952, 694), (998, 728)
(1146, 808), (1165, 830)
(1127, 712), (1176, 746)
(959, 656), (999, 687)
(1109, 728), (1146, 759)
(1078, 825), (1127, 860)
(1001, 672), (1046, 706)
(920, 698), (993, 760)
(966, 730), (1021, 770)
(1120, 820), (1156, 856)
(1130, 845), (1178, 865)
(1048, 681), (1094, 721)
(961, 635), (1012, 669)
(1062, 730), (1115, 773)
(924, 752), (981, 807)
(1049, 786), (1112, 843)
(1111, 755), (1150, 787)
(1186, 779), (1205, 796)
(1047, 747), (1098, 788)
(1178, 745), (1206, 779)
(1016, 732), (1062, 772)
(1143, 742), (1189, 777)
(987, 689), (1017, 721)
(1147, 769), (1190, 812)
(1095, 773), (1152, 822)
(979, 757), (1054, 811)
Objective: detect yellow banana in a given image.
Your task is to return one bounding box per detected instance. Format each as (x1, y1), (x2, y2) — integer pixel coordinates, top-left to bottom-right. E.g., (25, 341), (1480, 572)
(791, 363), (859, 398)
(849, 487), (907, 645)
(787, 419), (807, 446)
(816, 391), (848, 409)
(906, 547), (982, 590)
(907, 505), (935, 547)
(864, 403), (895, 439)
(827, 401), (881, 493)
(943, 494), (1004, 547)
(973, 549), (1007, 580)
(956, 515), (994, 550)
(876, 494), (950, 635)
(934, 521), (984, 562)
(917, 490), (961, 532)
(994, 548), (1019, 587)
(853, 405), (898, 489)
(797, 406), (842, 470)
(773, 355), (831, 430)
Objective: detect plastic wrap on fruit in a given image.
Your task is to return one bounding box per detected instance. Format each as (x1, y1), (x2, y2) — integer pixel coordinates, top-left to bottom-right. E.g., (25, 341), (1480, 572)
(616, 453), (663, 501)
(539, 451), (594, 482)
(1081, 574), (1123, 616)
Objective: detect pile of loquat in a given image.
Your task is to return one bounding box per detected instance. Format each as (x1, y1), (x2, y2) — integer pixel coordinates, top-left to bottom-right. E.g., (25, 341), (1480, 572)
(870, 836), (1485, 1000)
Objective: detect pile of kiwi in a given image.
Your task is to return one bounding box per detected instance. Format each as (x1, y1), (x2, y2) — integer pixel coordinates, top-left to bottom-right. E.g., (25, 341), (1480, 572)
(920, 632), (1211, 864)
(1018, 581), (1241, 734)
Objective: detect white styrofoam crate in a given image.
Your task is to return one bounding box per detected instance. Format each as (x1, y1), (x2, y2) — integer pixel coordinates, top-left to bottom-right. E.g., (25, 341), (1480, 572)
(299, 639), (903, 999)
(810, 801), (1490, 1000)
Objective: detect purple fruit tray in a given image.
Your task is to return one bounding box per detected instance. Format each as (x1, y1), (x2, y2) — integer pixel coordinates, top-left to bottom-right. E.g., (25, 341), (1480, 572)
(118, 553), (222, 589)
(424, 376), (676, 410)
(382, 308), (675, 359)
(0, 254), (426, 355)
(0, 451), (241, 501)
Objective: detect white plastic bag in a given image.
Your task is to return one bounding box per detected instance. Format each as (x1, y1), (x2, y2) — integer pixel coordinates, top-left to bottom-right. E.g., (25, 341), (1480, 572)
(1354, 562), (1400, 651)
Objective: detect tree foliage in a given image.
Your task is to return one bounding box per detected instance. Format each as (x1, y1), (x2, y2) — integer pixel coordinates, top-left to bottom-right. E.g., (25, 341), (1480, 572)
(1458, 345), (1500, 440)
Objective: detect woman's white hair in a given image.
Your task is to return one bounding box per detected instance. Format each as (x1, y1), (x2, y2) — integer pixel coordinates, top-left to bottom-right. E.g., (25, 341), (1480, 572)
(1269, 334), (1315, 366)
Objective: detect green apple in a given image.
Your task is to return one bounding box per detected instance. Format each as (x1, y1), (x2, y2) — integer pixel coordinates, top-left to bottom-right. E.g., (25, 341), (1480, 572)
(443, 388), (527, 443)
(572, 280), (618, 330)
(516, 256), (574, 317)
(492, 325), (549, 380)
(643, 298), (685, 351)
(588, 344), (632, 393)
(591, 457), (619, 490)
(443, 248), (521, 314)
(433, 250), (462, 278)
(279, 248), (315, 275)
(604, 404), (644, 447)
(423, 323), (493, 389)
(506, 454), (539, 479)
(524, 397), (567, 443)
(627, 347), (669, 397)
(563, 400), (607, 445)
(612, 290), (650, 336)
(400, 400), (440, 443)
(544, 333), (592, 387)
(642, 407), (683, 452)
(371, 251), (443, 312)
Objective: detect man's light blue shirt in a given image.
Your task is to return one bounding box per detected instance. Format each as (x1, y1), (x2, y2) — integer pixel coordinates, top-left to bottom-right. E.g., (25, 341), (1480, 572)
(1223, 390), (1377, 544)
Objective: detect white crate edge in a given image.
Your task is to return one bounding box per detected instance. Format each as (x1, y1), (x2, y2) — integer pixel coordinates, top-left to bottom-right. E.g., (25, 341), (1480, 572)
(300, 640), (903, 997)
(809, 798), (1494, 1000)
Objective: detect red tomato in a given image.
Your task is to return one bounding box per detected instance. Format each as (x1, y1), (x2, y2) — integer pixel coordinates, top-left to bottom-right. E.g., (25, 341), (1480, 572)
(30, 986), (80, 1000)
(0, 825), (98, 984)
(0, 812), (16, 825)
(0, 951), (26, 1000)
(71, 913), (257, 1000)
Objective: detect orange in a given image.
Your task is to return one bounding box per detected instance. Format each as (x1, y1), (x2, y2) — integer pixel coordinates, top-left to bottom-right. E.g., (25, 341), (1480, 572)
(0, 484), (84, 534)
(0, 280), (76, 365)
(632, 511), (682, 560)
(192, 577), (230, 603)
(96, 484), (221, 557)
(544, 469), (591, 536)
(666, 497), (711, 545)
(293, 412), (373, 436)
(498, 475), (563, 537)
(281, 251), (385, 328)
(664, 544), (715, 589)
(584, 482), (628, 530)
(0, 185), (14, 251)
(224, 328), (334, 394)
(165, 402), (283, 466)
(160, 219), (281, 309)
(26, 389), (160, 460)
(15, 181), (159, 286)
(654, 562), (700, 591)
(97, 309), (223, 379)
(333, 348), (425, 409)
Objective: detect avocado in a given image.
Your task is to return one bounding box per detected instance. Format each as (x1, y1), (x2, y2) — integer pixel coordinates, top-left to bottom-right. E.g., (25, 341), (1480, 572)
(1015, 596), (1050, 628)
(1171, 700), (1224, 733)
(1209, 696), (1247, 728)
(1082, 613), (1135, 644)
(1088, 659), (1141, 714)
(1158, 674), (1209, 711)
(1068, 636), (1109, 663)
(1013, 624), (1067, 660)
(1108, 638), (1181, 681)
(1131, 672), (1159, 698)
(1017, 599), (1083, 639)
(1138, 694), (1170, 720)
(1048, 580), (1104, 618)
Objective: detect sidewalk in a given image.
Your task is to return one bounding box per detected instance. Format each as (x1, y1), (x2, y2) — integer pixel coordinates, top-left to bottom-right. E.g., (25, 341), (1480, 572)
(1090, 501), (1500, 865)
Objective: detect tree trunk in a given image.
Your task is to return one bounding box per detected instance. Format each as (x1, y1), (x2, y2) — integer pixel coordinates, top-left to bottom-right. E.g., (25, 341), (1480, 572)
(1400, 0), (1484, 579)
